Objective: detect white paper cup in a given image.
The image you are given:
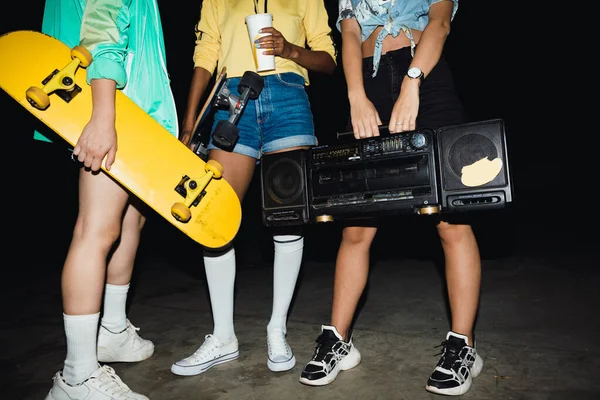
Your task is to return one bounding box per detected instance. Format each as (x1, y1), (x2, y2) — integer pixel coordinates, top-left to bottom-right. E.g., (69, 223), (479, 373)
(245, 13), (276, 72)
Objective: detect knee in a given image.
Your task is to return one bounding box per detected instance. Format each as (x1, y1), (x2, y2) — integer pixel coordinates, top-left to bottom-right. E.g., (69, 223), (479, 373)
(72, 216), (121, 251)
(436, 221), (474, 244)
(273, 235), (304, 253)
(341, 226), (377, 248)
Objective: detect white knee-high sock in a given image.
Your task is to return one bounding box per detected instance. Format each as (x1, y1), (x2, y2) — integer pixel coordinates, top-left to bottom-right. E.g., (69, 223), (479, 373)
(204, 247), (236, 342)
(101, 283), (129, 332)
(267, 235), (304, 333)
(63, 313), (100, 385)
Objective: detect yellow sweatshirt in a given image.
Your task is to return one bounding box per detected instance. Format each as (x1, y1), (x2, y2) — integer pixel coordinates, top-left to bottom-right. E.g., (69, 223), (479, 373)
(193, 0), (337, 85)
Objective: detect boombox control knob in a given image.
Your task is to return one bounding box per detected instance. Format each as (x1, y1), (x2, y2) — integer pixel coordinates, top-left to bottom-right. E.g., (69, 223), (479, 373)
(410, 132), (427, 149)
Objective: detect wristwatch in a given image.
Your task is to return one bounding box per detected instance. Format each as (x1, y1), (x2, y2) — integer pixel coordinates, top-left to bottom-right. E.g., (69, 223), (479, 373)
(407, 66), (425, 82)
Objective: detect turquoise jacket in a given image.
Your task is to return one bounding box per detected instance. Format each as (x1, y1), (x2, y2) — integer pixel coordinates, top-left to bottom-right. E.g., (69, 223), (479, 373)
(34, 0), (178, 141)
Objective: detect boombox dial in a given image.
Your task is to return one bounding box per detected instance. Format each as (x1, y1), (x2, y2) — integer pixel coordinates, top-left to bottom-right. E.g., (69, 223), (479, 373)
(410, 132), (427, 149)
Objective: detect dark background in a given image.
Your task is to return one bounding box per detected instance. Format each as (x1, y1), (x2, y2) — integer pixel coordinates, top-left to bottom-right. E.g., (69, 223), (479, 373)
(2, 1), (591, 273)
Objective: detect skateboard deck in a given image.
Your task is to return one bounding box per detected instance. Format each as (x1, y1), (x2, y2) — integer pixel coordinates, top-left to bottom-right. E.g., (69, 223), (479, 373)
(188, 67), (228, 158)
(0, 30), (241, 249)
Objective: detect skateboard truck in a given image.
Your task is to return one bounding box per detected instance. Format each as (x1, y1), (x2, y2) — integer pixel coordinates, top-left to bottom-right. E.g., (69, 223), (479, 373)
(171, 159), (225, 223)
(212, 71), (264, 151)
(25, 46), (93, 110)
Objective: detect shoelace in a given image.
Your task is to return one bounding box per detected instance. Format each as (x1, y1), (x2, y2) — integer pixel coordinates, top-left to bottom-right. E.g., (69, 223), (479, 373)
(268, 329), (290, 356)
(95, 365), (132, 397)
(311, 333), (338, 361)
(127, 321), (141, 333)
(188, 334), (220, 361)
(125, 321), (147, 348)
(433, 340), (461, 369)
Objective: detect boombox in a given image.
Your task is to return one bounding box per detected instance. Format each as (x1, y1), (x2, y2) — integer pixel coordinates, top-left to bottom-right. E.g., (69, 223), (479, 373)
(260, 119), (513, 227)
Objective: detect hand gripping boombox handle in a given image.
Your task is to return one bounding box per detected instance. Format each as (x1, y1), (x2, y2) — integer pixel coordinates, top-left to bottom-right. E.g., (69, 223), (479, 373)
(336, 125), (391, 140)
(212, 71), (264, 151)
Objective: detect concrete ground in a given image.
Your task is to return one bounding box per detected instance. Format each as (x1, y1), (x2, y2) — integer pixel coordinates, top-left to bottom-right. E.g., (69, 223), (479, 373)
(5, 2), (594, 398)
(3, 153), (599, 399)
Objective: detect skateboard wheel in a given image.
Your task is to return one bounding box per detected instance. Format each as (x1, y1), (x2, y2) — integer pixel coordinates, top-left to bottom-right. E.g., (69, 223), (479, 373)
(171, 202), (192, 223)
(238, 71), (264, 100)
(71, 45), (93, 67)
(205, 159), (224, 178)
(213, 120), (239, 151)
(25, 86), (50, 110)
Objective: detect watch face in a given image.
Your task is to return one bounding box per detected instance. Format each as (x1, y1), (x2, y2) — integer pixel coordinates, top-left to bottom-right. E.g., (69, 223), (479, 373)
(408, 67), (422, 78)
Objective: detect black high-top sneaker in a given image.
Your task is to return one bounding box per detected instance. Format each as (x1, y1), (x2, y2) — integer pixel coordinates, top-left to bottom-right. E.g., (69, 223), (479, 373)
(299, 325), (361, 386)
(425, 331), (484, 396)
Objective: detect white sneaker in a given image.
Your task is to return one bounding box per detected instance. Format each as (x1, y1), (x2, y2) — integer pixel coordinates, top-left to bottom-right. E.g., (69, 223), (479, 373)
(97, 320), (154, 363)
(45, 365), (149, 400)
(170, 334), (239, 376)
(267, 328), (296, 372)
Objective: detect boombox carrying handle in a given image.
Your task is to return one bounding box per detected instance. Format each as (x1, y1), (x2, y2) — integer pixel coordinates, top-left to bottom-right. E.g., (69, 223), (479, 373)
(336, 125), (391, 140)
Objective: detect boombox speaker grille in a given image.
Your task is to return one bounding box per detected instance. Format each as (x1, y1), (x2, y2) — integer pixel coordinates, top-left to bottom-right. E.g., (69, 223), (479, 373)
(264, 157), (304, 207)
(438, 119), (508, 191)
(260, 149), (310, 226)
(436, 118), (513, 212)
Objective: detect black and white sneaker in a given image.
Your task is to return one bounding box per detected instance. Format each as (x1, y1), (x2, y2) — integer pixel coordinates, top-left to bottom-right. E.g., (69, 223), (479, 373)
(425, 331), (484, 396)
(299, 325), (361, 386)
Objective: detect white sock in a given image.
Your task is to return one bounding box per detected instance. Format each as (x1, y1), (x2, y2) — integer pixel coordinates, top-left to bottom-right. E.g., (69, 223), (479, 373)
(267, 235), (304, 333)
(204, 247), (236, 342)
(62, 313), (100, 386)
(101, 283), (129, 332)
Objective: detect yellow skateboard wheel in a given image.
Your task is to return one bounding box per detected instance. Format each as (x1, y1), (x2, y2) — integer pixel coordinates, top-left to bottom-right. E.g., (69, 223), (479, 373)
(171, 202), (192, 223)
(205, 159), (224, 178)
(25, 86), (50, 110)
(71, 45), (93, 68)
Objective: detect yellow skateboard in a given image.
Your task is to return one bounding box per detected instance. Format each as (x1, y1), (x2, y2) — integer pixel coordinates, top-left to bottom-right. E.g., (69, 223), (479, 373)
(0, 30), (241, 249)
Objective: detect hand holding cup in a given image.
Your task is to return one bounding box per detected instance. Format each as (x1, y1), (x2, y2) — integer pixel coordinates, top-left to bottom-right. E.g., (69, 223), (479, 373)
(255, 27), (294, 59)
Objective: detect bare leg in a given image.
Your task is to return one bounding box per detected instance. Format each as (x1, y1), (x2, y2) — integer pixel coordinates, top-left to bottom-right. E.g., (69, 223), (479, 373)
(331, 226), (378, 341)
(425, 222), (482, 395)
(437, 221), (481, 346)
(105, 202), (146, 285)
(62, 169), (129, 315)
(59, 169), (129, 384)
(300, 225), (370, 385)
(209, 149), (256, 201)
(97, 197), (154, 364)
(98, 201), (148, 333)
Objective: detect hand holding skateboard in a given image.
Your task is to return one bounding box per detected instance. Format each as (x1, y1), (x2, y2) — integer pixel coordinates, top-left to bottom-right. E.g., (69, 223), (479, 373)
(72, 79), (120, 171)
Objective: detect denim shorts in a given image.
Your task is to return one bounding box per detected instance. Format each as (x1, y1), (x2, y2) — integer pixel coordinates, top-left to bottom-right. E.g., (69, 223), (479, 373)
(358, 46), (468, 131)
(207, 72), (317, 159)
